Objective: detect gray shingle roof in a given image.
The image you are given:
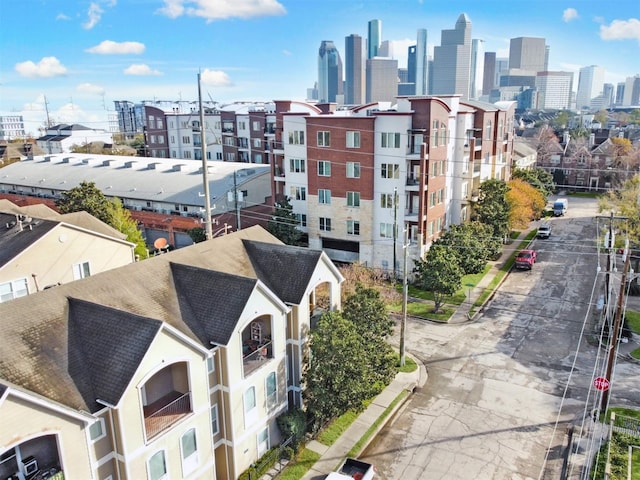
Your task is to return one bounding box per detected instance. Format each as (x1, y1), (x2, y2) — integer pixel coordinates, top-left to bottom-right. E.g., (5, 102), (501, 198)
(0, 213), (58, 268)
(68, 298), (162, 411)
(0, 226), (318, 413)
(243, 240), (323, 303)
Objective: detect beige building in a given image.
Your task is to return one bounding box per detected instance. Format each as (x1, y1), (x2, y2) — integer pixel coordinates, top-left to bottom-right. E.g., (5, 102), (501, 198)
(0, 226), (343, 479)
(0, 200), (136, 302)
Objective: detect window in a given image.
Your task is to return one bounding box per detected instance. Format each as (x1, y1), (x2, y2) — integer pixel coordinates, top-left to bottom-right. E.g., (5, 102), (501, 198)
(73, 261), (91, 280)
(346, 162), (360, 178)
(440, 125), (447, 146)
(257, 427), (269, 457)
(216, 152), (222, 160)
(181, 429), (198, 475)
(266, 372), (277, 408)
(288, 130), (305, 145)
(381, 132), (401, 148)
(295, 213), (307, 227)
(347, 191), (360, 207)
(238, 121), (246, 130)
(170, 135), (175, 144)
(380, 223), (394, 238)
(148, 451), (167, 480)
(89, 418), (106, 442)
(428, 221), (434, 237)
(432, 121), (439, 147)
(437, 189), (444, 204)
(253, 121), (261, 131)
(253, 138), (261, 148)
(211, 404), (219, 435)
(485, 120), (492, 140)
(347, 220), (360, 236)
(319, 217), (331, 231)
(318, 189), (331, 204)
(381, 163), (399, 179)
(184, 151), (191, 159)
(317, 131), (330, 147)
(207, 356), (215, 373)
(431, 161), (438, 177)
(224, 137), (235, 146)
(429, 191), (436, 207)
(290, 186), (306, 201)
(225, 152), (236, 162)
(346, 131), (361, 148)
(289, 158), (306, 173)
(182, 136), (191, 144)
(318, 161), (331, 176)
(380, 193), (394, 209)
(0, 278), (28, 302)
(158, 135), (164, 144)
(244, 386), (257, 425)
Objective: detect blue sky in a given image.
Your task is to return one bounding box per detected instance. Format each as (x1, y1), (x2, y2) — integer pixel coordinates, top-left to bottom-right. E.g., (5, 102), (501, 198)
(1, 0), (639, 135)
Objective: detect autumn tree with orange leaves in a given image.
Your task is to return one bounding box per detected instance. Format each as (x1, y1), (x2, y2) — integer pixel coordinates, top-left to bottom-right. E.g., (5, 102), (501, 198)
(506, 179), (546, 230)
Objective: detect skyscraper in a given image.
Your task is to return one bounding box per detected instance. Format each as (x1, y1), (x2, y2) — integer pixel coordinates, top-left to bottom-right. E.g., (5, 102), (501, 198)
(407, 45), (417, 93)
(345, 34), (364, 104)
(482, 52), (496, 95)
(317, 41), (343, 103)
(470, 39), (484, 99)
(367, 19), (381, 59)
(576, 65), (605, 111)
(509, 37), (547, 73)
(415, 29), (428, 95)
(431, 13), (472, 99)
(536, 71), (573, 110)
(366, 57), (398, 103)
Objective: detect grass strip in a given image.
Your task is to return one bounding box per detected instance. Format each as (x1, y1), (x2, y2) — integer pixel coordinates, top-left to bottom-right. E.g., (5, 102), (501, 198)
(277, 449), (321, 480)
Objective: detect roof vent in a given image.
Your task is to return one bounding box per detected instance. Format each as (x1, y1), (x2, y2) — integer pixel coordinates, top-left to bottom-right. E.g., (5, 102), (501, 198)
(172, 164), (185, 172)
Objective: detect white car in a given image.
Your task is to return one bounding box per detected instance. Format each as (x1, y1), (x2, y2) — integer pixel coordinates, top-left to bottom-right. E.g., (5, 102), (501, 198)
(537, 223), (551, 239)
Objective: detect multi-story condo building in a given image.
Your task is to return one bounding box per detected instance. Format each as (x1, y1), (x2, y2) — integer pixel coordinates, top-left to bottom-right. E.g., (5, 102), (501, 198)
(0, 226), (344, 480)
(272, 96), (515, 275)
(0, 115), (25, 140)
(431, 13), (473, 100)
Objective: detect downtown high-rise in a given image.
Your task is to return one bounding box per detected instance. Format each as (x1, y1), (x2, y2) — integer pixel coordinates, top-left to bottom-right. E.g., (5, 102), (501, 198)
(317, 40), (343, 103)
(345, 34), (365, 104)
(431, 13), (472, 99)
(576, 65), (605, 111)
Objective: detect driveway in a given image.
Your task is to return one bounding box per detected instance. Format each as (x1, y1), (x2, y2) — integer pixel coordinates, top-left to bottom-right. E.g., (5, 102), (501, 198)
(362, 196), (640, 479)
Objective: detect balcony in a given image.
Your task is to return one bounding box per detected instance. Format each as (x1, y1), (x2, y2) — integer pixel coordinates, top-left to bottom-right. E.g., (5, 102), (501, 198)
(0, 435), (64, 480)
(144, 391), (192, 440)
(243, 340), (273, 376)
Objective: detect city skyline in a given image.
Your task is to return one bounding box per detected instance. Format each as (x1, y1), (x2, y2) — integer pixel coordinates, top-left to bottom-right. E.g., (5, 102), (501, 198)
(1, 0), (639, 134)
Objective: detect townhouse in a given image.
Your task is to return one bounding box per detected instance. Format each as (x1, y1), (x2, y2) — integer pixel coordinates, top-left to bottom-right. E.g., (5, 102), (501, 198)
(271, 96), (516, 274)
(0, 199), (136, 303)
(0, 226), (343, 480)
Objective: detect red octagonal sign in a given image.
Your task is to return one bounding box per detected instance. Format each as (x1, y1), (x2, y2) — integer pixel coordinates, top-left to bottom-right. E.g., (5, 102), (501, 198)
(594, 376), (610, 391)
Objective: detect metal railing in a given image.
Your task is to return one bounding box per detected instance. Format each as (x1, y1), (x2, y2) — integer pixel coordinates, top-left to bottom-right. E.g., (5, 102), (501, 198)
(144, 392), (192, 439)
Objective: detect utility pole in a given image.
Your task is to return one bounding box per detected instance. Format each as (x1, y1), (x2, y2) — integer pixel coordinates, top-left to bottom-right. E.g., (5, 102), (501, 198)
(400, 228), (409, 367)
(234, 169), (241, 231)
(393, 187), (399, 279)
(601, 244), (631, 412)
(198, 72), (213, 240)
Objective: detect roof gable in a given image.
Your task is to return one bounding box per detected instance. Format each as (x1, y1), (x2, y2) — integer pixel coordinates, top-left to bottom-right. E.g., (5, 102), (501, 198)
(170, 262), (257, 346)
(67, 297), (161, 411)
(243, 240), (323, 303)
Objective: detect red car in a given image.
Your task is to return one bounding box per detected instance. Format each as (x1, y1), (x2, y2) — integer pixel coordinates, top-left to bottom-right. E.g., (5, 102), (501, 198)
(515, 249), (537, 269)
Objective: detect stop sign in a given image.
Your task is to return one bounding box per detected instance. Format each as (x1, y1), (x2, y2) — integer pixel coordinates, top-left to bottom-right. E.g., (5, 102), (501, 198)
(594, 376), (610, 391)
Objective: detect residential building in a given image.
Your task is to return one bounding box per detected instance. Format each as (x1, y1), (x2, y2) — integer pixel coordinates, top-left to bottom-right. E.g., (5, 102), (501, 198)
(508, 37), (547, 74)
(366, 57), (399, 103)
(0, 115), (25, 140)
(431, 13), (473, 99)
(0, 200), (135, 303)
(535, 71), (573, 110)
(415, 29), (429, 95)
(114, 100), (145, 136)
(576, 65), (605, 111)
(318, 41), (343, 103)
(470, 39), (485, 100)
(345, 34), (365, 105)
(143, 105), (170, 158)
(0, 226), (344, 480)
(277, 96), (515, 275)
(367, 19), (382, 59)
(36, 124), (113, 154)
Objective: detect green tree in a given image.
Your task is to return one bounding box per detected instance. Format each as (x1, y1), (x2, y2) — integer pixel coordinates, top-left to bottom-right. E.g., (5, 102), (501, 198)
(304, 311), (380, 425)
(594, 109), (608, 125)
(551, 111), (569, 129)
(437, 221), (499, 275)
(267, 196), (302, 245)
(413, 244), (463, 313)
(473, 179), (510, 240)
(106, 198), (149, 259)
(599, 174), (640, 245)
(511, 167), (555, 199)
(187, 227), (207, 244)
(55, 181), (111, 224)
(342, 285), (397, 388)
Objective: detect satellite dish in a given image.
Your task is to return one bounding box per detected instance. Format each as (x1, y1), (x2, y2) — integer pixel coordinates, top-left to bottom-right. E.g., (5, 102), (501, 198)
(154, 237), (168, 250)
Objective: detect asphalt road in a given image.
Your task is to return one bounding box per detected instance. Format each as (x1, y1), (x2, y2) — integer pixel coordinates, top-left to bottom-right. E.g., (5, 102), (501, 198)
(362, 196), (640, 480)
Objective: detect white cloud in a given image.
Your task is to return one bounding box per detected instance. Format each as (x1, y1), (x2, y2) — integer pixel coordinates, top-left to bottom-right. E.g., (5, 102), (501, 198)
(123, 64), (163, 76)
(56, 13), (70, 21)
(86, 40), (146, 55)
(562, 8), (578, 23)
(201, 69), (233, 87)
(83, 2), (104, 29)
(157, 0), (286, 21)
(15, 57), (68, 78)
(282, 49), (292, 56)
(77, 83), (106, 95)
(600, 18), (640, 42)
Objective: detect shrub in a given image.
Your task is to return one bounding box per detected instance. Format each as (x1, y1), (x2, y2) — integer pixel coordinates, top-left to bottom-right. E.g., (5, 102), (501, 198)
(277, 408), (307, 452)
